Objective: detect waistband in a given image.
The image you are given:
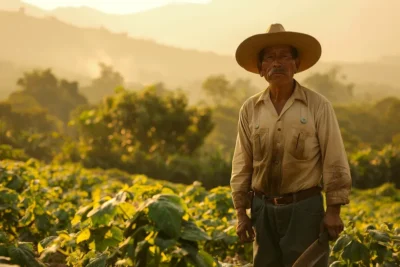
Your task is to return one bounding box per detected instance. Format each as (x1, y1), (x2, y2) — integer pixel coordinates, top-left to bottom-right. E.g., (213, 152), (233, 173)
(251, 186), (322, 206)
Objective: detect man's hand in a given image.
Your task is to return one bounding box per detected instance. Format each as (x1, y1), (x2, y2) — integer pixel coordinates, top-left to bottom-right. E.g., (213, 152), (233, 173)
(236, 208), (255, 243)
(321, 204), (344, 241)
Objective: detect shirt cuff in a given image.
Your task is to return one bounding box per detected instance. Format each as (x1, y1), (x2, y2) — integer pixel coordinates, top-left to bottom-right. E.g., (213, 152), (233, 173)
(232, 191), (251, 209)
(325, 189), (350, 206)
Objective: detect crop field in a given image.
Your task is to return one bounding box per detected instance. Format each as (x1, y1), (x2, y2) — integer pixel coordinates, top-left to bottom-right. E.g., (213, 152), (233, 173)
(0, 160), (399, 267)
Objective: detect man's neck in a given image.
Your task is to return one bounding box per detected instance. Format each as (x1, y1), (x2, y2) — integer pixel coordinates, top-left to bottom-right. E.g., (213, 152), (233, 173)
(269, 79), (295, 103)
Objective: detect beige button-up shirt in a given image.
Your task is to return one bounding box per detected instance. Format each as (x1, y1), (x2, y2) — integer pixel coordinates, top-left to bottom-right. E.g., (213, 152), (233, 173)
(230, 80), (352, 209)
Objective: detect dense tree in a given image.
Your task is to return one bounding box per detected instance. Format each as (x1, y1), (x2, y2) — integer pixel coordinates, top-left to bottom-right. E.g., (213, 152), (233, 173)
(68, 84), (214, 175)
(12, 68), (88, 127)
(334, 97), (400, 152)
(82, 62), (125, 103)
(1, 66), (400, 190)
(0, 69), (87, 160)
(201, 75), (259, 156)
(302, 66), (355, 104)
(0, 101), (63, 161)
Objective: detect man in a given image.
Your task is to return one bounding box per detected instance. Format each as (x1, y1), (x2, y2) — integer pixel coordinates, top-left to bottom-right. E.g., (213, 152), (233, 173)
(230, 23), (352, 266)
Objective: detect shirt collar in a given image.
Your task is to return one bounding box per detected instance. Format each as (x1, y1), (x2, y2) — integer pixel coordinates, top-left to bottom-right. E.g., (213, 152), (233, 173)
(255, 80), (308, 107)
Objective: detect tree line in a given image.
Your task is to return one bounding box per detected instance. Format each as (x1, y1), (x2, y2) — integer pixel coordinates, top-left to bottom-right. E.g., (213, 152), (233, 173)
(0, 65), (399, 189)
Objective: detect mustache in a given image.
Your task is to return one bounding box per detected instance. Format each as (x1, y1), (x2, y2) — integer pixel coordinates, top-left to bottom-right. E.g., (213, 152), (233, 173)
(269, 67), (287, 75)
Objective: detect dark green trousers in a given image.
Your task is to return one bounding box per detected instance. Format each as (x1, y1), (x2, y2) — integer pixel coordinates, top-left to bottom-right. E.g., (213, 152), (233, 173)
(251, 193), (329, 267)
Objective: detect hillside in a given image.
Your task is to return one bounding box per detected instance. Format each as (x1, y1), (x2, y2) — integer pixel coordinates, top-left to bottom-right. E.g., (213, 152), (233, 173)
(0, 10), (231, 81)
(2, 0), (400, 63)
(0, 9), (399, 103)
(0, 10), (249, 98)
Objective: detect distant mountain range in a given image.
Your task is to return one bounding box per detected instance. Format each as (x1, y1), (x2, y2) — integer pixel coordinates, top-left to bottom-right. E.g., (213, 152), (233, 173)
(0, 1), (399, 102)
(2, 0), (400, 62)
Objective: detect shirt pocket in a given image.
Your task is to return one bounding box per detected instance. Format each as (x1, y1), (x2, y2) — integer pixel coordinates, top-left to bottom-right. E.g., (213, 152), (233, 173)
(252, 128), (269, 162)
(289, 126), (314, 160)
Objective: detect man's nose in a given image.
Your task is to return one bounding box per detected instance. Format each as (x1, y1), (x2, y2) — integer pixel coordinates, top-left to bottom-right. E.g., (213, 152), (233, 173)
(272, 60), (282, 67)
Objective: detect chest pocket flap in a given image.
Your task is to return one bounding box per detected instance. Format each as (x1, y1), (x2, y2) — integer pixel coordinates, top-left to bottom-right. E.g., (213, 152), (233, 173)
(253, 128), (269, 161)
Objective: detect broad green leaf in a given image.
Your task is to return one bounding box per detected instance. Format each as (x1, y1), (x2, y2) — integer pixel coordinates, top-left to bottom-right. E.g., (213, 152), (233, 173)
(0, 244), (9, 257)
(115, 259), (134, 266)
(394, 227), (400, 235)
(148, 194), (185, 238)
(119, 202), (135, 218)
(0, 231), (8, 243)
(76, 203), (95, 217)
(7, 243), (43, 267)
(0, 188), (19, 204)
(370, 242), (391, 263)
(19, 206), (35, 226)
(150, 194), (187, 214)
(39, 236), (57, 249)
(93, 227), (122, 252)
(86, 253), (107, 267)
(87, 200), (118, 227)
(154, 234), (177, 251)
(109, 226), (123, 242)
(329, 261), (346, 267)
(196, 250), (217, 267)
(77, 228), (91, 244)
(211, 230), (237, 245)
(181, 221), (211, 241)
(384, 222), (393, 230)
(332, 234), (352, 253)
(135, 240), (150, 258)
(368, 230), (391, 243)
(87, 192), (128, 226)
(341, 240), (370, 263)
(55, 209), (69, 222)
(5, 174), (24, 191)
(35, 214), (52, 232)
(366, 224), (376, 231)
(184, 245), (217, 267)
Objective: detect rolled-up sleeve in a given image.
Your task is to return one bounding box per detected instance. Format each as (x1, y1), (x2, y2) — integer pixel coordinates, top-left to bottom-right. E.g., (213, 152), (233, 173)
(316, 101), (352, 206)
(230, 104), (253, 209)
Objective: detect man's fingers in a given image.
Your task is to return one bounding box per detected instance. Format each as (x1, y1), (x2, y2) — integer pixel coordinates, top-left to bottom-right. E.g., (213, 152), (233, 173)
(237, 227), (247, 241)
(327, 227), (338, 240)
(237, 230), (245, 242)
(238, 232), (251, 243)
(237, 225), (254, 243)
(247, 225), (255, 239)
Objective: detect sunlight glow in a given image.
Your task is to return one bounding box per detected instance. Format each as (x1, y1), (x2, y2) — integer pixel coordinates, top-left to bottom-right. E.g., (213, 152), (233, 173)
(22, 0), (211, 14)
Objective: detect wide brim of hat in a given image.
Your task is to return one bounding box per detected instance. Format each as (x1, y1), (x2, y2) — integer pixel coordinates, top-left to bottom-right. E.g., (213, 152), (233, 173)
(235, 31), (322, 74)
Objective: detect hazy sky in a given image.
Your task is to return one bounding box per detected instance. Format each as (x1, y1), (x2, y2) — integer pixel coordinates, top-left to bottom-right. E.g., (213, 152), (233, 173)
(15, 0), (400, 62)
(22, 0), (211, 14)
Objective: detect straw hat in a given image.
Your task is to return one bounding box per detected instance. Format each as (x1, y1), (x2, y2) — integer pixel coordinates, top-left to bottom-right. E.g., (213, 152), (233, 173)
(235, 23), (322, 74)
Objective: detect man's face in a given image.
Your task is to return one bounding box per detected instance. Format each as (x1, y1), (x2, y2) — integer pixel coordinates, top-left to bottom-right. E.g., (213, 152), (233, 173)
(259, 45), (299, 84)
